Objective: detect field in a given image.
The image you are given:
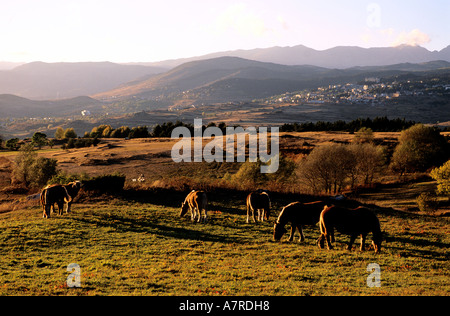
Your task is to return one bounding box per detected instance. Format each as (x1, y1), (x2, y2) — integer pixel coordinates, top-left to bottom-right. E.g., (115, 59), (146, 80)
(0, 132), (449, 296)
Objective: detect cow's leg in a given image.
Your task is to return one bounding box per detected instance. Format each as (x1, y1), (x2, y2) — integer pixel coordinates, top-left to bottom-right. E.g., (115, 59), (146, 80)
(44, 205), (51, 219)
(360, 234), (367, 251)
(288, 225), (295, 242)
(58, 202), (64, 215)
(252, 209), (257, 223)
(325, 227), (334, 250)
(65, 202), (71, 213)
(317, 234), (325, 249)
(347, 235), (357, 251)
(190, 207), (195, 222)
(202, 209), (207, 223)
(298, 225), (305, 242)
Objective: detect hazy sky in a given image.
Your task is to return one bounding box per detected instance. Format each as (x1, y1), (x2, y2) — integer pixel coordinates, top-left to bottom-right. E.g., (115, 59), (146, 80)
(1, 0), (448, 62)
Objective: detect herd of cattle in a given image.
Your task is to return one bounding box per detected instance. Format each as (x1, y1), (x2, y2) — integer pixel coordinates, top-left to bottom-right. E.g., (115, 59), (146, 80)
(39, 184), (382, 253)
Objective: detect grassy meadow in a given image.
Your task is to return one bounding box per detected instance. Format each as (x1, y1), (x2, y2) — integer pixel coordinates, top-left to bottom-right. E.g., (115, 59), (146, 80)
(0, 188), (448, 296)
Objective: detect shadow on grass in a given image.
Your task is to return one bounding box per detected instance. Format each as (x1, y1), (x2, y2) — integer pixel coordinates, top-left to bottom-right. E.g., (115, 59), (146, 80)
(70, 211), (251, 244)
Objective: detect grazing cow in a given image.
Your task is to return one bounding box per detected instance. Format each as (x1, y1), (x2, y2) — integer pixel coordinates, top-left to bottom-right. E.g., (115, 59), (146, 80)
(246, 190), (271, 223)
(40, 181), (82, 216)
(40, 185), (72, 218)
(273, 201), (327, 242)
(180, 190), (208, 223)
(63, 181), (82, 213)
(317, 205), (382, 253)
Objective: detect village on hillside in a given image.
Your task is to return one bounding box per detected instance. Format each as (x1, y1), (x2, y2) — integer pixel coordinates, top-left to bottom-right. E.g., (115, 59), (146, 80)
(265, 75), (450, 106)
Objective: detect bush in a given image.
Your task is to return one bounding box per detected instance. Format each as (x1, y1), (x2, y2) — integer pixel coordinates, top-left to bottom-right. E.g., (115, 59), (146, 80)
(430, 160), (450, 197)
(12, 144), (58, 188)
(48, 171), (90, 185)
(297, 143), (385, 194)
(63, 128), (77, 139)
(416, 192), (438, 214)
(390, 124), (448, 174)
(82, 173), (126, 193)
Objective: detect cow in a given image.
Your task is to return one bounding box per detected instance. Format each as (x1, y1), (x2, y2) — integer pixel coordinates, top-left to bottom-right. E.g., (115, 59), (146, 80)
(40, 185), (72, 218)
(63, 181), (82, 213)
(273, 201), (327, 242)
(40, 181), (82, 216)
(317, 205), (382, 253)
(180, 190), (208, 223)
(246, 190), (271, 223)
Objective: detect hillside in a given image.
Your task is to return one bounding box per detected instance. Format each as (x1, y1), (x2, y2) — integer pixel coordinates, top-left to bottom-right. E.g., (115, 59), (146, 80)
(94, 57), (450, 103)
(0, 62), (165, 100)
(0, 135), (449, 296)
(93, 57), (330, 101)
(0, 94), (101, 117)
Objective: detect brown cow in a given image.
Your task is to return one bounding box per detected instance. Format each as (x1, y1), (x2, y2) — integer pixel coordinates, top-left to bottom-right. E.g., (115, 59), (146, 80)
(40, 185), (72, 218)
(273, 201), (327, 242)
(63, 181), (82, 213)
(317, 205), (382, 253)
(41, 181), (82, 215)
(246, 190), (270, 223)
(180, 190), (208, 223)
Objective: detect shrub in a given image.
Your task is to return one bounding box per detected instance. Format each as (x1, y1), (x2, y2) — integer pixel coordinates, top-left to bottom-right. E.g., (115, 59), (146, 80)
(390, 124), (448, 174)
(82, 173), (126, 193)
(63, 128), (77, 139)
(416, 192), (438, 214)
(430, 160), (450, 197)
(12, 144), (58, 188)
(297, 143), (385, 194)
(353, 127), (374, 144)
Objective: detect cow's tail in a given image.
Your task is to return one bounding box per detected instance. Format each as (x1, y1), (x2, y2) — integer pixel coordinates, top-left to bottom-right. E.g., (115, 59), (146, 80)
(63, 187), (72, 203)
(319, 207), (327, 235)
(40, 188), (47, 209)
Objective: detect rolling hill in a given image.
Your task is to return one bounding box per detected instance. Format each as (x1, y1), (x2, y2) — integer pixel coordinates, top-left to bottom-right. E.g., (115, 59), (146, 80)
(0, 62), (165, 100)
(0, 94), (101, 117)
(94, 57), (450, 103)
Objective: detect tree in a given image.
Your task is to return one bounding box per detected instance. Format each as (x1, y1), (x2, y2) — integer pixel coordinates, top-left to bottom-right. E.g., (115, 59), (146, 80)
(12, 144), (58, 188)
(353, 127), (374, 144)
(349, 143), (385, 186)
(430, 160), (450, 197)
(55, 127), (65, 140)
(231, 159), (267, 188)
(30, 157), (58, 188)
(6, 138), (20, 151)
(12, 144), (36, 186)
(129, 126), (149, 139)
(110, 126), (130, 138)
(390, 124), (448, 174)
(64, 128), (77, 139)
(31, 132), (48, 149)
(297, 144), (355, 194)
(298, 143), (386, 194)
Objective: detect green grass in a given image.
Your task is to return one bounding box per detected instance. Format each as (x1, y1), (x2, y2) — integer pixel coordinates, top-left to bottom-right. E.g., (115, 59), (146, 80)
(0, 190), (449, 296)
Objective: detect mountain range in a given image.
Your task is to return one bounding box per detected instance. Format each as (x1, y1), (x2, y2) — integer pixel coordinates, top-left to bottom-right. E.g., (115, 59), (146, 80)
(94, 57), (450, 103)
(144, 44), (450, 69)
(0, 62), (165, 100)
(0, 44), (449, 118)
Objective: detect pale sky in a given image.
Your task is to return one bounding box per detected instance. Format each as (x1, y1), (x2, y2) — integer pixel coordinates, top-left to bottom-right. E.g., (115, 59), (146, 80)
(0, 0), (448, 62)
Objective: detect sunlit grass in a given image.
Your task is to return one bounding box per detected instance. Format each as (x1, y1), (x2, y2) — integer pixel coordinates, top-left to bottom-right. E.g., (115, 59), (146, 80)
(0, 191), (448, 296)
